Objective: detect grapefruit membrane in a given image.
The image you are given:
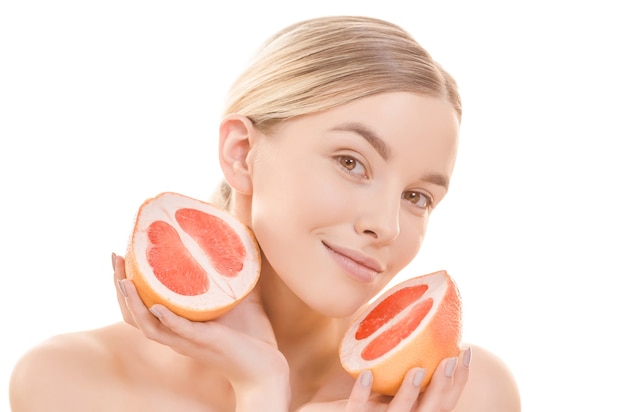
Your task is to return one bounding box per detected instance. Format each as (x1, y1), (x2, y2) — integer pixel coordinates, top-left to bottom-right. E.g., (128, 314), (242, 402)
(125, 192), (261, 321)
(339, 270), (462, 395)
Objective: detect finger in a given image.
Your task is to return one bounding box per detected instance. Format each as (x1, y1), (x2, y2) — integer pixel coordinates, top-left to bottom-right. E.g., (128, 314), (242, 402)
(440, 347), (471, 411)
(415, 357), (457, 411)
(387, 368), (423, 411)
(345, 371), (373, 411)
(130, 296), (225, 355)
(114, 255), (186, 341)
(146, 303), (209, 344)
(149, 303), (287, 379)
(118, 277), (165, 337)
(121, 279), (251, 356)
(112, 253), (136, 327)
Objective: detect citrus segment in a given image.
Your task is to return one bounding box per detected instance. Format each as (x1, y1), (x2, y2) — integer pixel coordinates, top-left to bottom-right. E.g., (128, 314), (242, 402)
(125, 192), (261, 321)
(356, 284), (428, 340)
(339, 270), (462, 395)
(361, 297), (433, 361)
(175, 208), (245, 277)
(147, 220), (209, 296)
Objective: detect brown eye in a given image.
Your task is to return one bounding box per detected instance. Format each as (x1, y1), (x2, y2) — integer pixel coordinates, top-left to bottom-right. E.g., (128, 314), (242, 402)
(402, 191), (432, 209)
(339, 156), (357, 170)
(335, 155), (367, 177)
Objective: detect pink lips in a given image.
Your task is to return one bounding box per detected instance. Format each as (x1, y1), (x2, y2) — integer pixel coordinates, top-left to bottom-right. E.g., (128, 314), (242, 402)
(323, 242), (383, 283)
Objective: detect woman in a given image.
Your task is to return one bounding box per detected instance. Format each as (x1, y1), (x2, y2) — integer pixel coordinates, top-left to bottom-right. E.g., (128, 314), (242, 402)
(10, 16), (520, 411)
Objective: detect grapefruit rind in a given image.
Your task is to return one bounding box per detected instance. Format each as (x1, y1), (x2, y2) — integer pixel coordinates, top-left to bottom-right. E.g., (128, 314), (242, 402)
(339, 270), (461, 395)
(125, 192), (261, 322)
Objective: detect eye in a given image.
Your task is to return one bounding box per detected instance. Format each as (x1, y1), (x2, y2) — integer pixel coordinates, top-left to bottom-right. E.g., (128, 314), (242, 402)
(336, 155), (367, 178)
(402, 191), (433, 209)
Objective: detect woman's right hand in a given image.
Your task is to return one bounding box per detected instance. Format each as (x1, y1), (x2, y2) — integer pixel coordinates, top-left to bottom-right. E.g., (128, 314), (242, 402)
(112, 253), (290, 411)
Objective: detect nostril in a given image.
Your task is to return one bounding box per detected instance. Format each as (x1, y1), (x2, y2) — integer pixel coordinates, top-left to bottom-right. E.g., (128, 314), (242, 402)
(363, 229), (378, 238)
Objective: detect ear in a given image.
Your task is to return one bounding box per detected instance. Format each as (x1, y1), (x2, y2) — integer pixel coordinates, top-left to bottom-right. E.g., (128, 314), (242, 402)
(218, 114), (258, 195)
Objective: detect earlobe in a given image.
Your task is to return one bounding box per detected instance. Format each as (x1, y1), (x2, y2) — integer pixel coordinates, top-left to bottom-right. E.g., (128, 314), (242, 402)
(219, 114), (257, 195)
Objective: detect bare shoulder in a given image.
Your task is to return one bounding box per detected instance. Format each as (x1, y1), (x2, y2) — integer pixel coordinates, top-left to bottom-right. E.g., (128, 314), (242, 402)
(9, 324), (125, 412)
(456, 344), (521, 412)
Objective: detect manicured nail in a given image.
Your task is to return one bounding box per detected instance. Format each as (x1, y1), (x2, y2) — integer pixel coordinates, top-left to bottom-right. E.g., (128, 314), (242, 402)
(149, 306), (163, 320)
(117, 279), (128, 297)
(412, 368), (426, 388)
(445, 357), (458, 378)
(111, 252), (117, 270)
(360, 370), (373, 387)
(463, 347), (472, 368)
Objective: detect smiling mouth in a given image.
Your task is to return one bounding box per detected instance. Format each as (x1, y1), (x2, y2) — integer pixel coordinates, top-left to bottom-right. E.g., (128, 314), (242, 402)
(322, 242), (382, 283)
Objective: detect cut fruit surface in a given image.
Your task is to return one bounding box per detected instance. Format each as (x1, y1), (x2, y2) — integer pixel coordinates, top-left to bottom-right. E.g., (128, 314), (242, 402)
(339, 270), (462, 395)
(125, 192), (260, 321)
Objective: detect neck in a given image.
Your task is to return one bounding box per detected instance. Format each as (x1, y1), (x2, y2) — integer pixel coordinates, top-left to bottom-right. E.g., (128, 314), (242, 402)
(258, 257), (349, 407)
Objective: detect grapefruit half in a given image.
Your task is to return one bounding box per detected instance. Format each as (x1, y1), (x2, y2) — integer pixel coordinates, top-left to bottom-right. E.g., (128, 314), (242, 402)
(339, 270), (462, 395)
(125, 192), (260, 321)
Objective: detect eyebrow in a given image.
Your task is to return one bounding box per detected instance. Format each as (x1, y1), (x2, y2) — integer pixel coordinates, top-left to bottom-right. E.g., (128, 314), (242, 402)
(330, 122), (391, 161)
(330, 122), (450, 191)
(421, 174), (450, 191)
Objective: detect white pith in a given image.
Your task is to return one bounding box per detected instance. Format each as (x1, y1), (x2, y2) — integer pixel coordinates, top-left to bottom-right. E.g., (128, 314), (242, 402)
(340, 271), (449, 369)
(132, 193), (259, 310)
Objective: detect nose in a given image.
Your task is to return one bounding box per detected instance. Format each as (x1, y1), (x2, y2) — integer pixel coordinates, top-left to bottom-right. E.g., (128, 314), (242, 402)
(354, 191), (401, 244)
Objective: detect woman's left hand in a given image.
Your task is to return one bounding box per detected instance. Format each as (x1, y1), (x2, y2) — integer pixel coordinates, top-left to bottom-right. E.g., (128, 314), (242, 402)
(297, 348), (471, 412)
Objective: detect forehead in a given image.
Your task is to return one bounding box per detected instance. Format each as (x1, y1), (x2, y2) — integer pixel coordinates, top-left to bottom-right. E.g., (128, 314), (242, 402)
(327, 92), (459, 141)
(262, 92), (459, 179)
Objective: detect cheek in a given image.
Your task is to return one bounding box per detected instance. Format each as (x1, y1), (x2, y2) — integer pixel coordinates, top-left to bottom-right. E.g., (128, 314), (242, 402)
(247, 157), (323, 248)
(392, 216), (428, 271)
(252, 159), (351, 227)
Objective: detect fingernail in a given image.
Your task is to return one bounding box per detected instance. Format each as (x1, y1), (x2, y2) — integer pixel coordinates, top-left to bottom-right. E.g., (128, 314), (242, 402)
(463, 347), (472, 368)
(117, 279), (128, 297)
(412, 368), (426, 388)
(360, 370), (373, 387)
(445, 357), (458, 378)
(149, 306), (163, 320)
(111, 252), (117, 270)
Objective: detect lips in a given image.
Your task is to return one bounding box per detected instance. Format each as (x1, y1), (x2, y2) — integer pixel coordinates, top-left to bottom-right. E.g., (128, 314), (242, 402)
(323, 241), (384, 283)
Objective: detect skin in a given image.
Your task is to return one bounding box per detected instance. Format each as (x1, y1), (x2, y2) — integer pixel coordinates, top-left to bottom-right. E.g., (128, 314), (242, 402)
(9, 92), (521, 411)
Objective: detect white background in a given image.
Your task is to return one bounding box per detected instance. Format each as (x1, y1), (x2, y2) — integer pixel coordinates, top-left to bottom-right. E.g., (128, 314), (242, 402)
(1, 1), (625, 410)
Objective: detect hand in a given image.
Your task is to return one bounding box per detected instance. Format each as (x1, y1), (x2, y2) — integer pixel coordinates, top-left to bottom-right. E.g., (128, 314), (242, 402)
(298, 348), (470, 412)
(111, 253), (290, 410)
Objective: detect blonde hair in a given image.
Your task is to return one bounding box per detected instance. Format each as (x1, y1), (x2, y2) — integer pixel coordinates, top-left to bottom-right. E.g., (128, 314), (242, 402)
(213, 16), (461, 208)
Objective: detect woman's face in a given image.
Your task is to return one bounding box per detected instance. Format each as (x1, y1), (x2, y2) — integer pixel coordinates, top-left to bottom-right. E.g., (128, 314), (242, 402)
(247, 92), (459, 317)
